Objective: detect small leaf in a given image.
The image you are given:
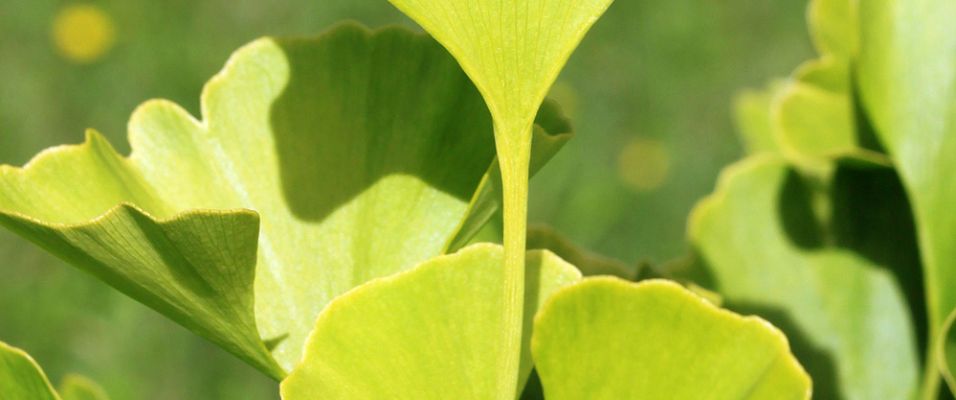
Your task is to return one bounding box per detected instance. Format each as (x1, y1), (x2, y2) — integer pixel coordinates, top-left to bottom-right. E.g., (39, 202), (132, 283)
(733, 81), (785, 155)
(279, 244), (581, 400)
(0, 341), (60, 400)
(807, 0), (858, 58)
(689, 156), (919, 399)
(59, 375), (110, 400)
(531, 278), (810, 400)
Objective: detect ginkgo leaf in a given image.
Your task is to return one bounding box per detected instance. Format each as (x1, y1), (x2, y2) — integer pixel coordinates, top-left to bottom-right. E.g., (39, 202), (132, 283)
(773, 58), (887, 167)
(59, 375), (110, 400)
(737, 0), (885, 168)
(279, 244), (581, 400)
(689, 156), (919, 399)
(0, 341), (59, 400)
(531, 278), (811, 400)
(733, 81), (785, 155)
(857, 0), (956, 394)
(808, 0), (858, 58)
(386, 2), (613, 396)
(0, 23), (571, 377)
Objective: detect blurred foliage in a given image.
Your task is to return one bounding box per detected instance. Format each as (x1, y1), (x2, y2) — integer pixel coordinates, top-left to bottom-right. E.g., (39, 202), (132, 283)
(0, 0), (812, 398)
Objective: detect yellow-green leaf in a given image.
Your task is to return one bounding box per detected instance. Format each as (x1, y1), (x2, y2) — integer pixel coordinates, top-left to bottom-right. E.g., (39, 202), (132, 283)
(531, 278), (810, 399)
(0, 23), (570, 377)
(280, 244), (581, 400)
(689, 156), (919, 399)
(0, 341), (59, 400)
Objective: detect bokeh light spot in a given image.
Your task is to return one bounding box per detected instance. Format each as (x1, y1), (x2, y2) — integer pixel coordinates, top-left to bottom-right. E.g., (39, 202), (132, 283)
(617, 136), (671, 192)
(51, 4), (116, 64)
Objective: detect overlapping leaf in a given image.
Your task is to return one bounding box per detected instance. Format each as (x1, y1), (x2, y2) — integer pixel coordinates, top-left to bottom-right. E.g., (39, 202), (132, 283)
(855, 0), (956, 394)
(280, 244), (581, 400)
(690, 157), (919, 399)
(0, 23), (572, 377)
(531, 278), (810, 399)
(736, 0), (886, 167)
(385, 2), (613, 396)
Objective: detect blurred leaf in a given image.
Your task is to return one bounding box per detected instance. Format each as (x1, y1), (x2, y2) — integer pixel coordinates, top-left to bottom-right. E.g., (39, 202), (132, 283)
(856, 0), (956, 393)
(526, 224), (638, 279)
(733, 81), (785, 155)
(742, 0), (886, 168)
(59, 374), (110, 400)
(773, 58), (887, 167)
(0, 341), (59, 400)
(279, 244), (581, 400)
(531, 278), (810, 399)
(690, 156), (919, 399)
(0, 23), (571, 376)
(807, 0), (858, 57)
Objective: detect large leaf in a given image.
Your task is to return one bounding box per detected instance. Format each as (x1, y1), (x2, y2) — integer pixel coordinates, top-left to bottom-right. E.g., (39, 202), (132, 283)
(386, 2), (613, 396)
(0, 23), (570, 376)
(531, 278), (810, 399)
(280, 244), (581, 400)
(856, 0), (956, 394)
(689, 156), (919, 399)
(0, 341), (109, 400)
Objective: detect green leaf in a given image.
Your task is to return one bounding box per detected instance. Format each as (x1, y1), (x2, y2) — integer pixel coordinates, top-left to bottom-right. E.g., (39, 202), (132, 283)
(0, 341), (59, 400)
(857, 0), (956, 395)
(531, 278), (810, 399)
(807, 0), (858, 58)
(0, 23), (570, 376)
(749, 0), (886, 168)
(59, 375), (110, 400)
(279, 244), (581, 400)
(386, 2), (613, 397)
(689, 156), (919, 399)
(733, 81), (785, 155)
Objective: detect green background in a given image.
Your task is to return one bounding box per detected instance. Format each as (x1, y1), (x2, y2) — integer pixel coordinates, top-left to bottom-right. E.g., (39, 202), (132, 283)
(0, 1), (812, 398)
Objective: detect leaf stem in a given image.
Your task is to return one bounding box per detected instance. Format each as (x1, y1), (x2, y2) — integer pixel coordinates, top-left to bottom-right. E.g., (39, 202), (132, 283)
(920, 325), (942, 400)
(495, 122), (533, 400)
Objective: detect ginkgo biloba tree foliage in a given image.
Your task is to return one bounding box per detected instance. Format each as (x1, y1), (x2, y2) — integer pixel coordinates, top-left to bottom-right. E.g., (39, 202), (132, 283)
(0, 0), (951, 399)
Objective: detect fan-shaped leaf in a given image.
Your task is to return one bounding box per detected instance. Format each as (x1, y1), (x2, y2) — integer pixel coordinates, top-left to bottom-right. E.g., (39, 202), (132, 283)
(280, 244), (581, 400)
(0, 23), (571, 376)
(531, 278), (810, 400)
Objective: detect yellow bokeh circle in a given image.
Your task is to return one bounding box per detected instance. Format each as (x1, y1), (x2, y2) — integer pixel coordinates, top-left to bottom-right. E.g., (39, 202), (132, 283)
(51, 4), (116, 64)
(617, 136), (671, 192)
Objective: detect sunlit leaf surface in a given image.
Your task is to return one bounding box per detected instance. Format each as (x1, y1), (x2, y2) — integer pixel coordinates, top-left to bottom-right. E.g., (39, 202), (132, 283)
(280, 244), (581, 400)
(0, 23), (570, 376)
(532, 278), (810, 400)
